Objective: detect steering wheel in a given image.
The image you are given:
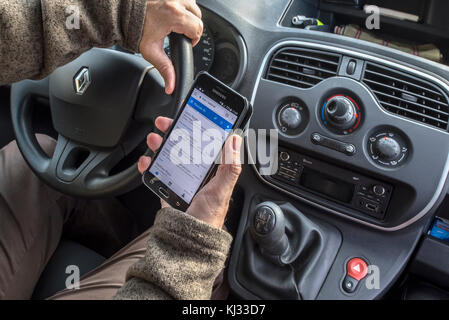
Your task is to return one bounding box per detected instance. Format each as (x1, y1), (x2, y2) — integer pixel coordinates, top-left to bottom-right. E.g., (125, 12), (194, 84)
(10, 34), (194, 198)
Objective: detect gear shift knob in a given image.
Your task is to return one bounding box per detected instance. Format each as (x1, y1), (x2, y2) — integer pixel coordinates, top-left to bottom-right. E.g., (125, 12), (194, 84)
(250, 202), (290, 258)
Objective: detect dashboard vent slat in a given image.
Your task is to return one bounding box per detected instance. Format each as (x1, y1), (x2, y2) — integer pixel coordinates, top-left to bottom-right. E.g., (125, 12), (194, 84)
(363, 78), (449, 108)
(362, 62), (449, 130)
(269, 65), (326, 82)
(266, 47), (341, 89)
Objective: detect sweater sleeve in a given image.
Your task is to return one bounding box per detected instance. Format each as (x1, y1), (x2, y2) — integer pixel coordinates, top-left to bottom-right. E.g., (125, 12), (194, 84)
(0, 0), (148, 85)
(114, 207), (233, 300)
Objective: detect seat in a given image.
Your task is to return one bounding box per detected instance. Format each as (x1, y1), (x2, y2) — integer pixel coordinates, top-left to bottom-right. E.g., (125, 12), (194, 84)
(32, 240), (106, 300)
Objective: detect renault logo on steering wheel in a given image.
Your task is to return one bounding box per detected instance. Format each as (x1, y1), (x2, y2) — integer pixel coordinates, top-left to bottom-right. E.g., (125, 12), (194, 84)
(74, 67), (91, 95)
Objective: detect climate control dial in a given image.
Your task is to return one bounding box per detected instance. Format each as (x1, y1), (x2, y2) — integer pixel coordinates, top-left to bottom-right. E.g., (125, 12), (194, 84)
(321, 95), (362, 135)
(280, 107), (302, 129)
(374, 137), (401, 161)
(367, 129), (409, 168)
(276, 100), (309, 136)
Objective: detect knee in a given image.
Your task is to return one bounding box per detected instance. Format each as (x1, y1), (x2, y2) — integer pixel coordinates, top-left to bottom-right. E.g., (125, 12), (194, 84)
(0, 134), (56, 181)
(0, 134), (60, 201)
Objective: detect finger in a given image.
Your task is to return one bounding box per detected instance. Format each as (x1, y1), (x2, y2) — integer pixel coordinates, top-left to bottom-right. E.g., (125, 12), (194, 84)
(147, 133), (164, 152)
(183, 0), (202, 19)
(221, 134), (243, 166)
(138, 156), (152, 174)
(144, 41), (176, 94)
(155, 117), (174, 133)
(214, 134), (243, 190)
(161, 199), (171, 209)
(172, 11), (203, 47)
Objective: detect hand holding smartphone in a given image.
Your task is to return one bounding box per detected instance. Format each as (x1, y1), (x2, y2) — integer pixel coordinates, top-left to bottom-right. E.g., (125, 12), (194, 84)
(142, 72), (252, 212)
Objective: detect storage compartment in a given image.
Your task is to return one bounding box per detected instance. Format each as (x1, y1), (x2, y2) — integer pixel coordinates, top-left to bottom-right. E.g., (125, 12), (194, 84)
(410, 236), (449, 290)
(280, 0), (449, 66)
(408, 196), (449, 290)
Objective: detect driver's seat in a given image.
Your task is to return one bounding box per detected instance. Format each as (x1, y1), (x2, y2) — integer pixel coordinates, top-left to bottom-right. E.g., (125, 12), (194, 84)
(31, 240), (105, 300)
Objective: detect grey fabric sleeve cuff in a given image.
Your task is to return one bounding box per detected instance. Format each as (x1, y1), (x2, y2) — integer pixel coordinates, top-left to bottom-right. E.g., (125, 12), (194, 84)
(118, 207), (233, 299)
(153, 207), (234, 257)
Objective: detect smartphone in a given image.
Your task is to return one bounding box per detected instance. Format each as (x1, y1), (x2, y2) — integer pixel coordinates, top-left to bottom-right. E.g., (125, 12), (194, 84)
(142, 72), (252, 211)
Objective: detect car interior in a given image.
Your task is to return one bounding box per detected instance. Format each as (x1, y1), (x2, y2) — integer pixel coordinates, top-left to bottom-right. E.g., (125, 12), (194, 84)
(3, 0), (449, 300)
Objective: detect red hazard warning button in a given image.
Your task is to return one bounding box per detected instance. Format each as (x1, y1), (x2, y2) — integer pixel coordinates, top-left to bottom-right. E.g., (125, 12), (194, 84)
(346, 258), (368, 281)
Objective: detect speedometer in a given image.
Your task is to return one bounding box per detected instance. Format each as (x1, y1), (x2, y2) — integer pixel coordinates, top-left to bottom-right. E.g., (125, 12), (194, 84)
(163, 25), (215, 75)
(193, 25), (215, 75)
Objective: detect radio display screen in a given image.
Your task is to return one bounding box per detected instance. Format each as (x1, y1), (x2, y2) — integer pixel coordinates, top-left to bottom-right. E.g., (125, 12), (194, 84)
(300, 167), (355, 203)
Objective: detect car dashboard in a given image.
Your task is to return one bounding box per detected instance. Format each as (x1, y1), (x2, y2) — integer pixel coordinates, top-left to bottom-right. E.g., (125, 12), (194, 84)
(194, 0), (449, 300)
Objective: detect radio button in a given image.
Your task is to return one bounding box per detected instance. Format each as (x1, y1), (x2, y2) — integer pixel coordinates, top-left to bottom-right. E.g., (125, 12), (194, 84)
(373, 185), (386, 196)
(312, 133), (322, 143)
(280, 151), (290, 162)
(345, 144), (356, 155)
(311, 133), (356, 156)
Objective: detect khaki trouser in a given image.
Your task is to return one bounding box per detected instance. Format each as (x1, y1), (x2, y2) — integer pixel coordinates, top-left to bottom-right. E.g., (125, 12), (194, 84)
(0, 135), (227, 300)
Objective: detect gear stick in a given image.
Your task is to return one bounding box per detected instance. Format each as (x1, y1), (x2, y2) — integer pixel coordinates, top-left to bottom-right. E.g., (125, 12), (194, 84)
(250, 202), (290, 262)
(238, 200), (342, 299)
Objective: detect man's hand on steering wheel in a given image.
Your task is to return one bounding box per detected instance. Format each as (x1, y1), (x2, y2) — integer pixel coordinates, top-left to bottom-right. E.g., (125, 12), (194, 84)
(135, 0), (243, 228)
(140, 0), (204, 94)
(138, 117), (243, 229)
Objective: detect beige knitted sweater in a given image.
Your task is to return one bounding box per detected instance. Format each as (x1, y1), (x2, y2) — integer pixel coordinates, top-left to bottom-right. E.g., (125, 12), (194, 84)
(0, 0), (233, 299)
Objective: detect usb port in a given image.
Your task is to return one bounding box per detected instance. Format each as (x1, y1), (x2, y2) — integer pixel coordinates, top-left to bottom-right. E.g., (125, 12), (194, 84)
(365, 203), (378, 212)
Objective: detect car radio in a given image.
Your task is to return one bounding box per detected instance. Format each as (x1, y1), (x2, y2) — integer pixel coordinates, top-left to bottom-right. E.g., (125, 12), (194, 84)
(272, 147), (393, 219)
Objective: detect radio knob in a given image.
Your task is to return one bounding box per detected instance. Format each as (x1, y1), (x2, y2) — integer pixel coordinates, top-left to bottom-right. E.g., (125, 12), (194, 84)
(375, 137), (401, 161)
(280, 107), (302, 129)
(372, 185), (386, 196)
(280, 152), (290, 162)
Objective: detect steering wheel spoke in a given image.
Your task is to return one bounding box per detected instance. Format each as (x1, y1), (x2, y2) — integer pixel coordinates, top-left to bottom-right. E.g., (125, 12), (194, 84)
(47, 135), (122, 183)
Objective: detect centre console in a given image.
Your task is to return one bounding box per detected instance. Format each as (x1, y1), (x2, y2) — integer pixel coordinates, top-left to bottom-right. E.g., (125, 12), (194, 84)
(249, 40), (449, 230)
(197, 0), (449, 301)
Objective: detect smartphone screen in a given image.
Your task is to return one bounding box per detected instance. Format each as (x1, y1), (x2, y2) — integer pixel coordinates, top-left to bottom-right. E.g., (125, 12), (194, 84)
(144, 73), (249, 210)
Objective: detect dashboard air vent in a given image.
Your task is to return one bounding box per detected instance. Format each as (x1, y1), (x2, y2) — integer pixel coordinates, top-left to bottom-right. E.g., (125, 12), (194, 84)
(363, 62), (449, 130)
(266, 47), (341, 89)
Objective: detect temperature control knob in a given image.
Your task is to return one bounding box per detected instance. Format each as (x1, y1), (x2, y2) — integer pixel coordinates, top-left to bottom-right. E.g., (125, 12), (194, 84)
(321, 95), (361, 135)
(324, 96), (357, 130)
(375, 137), (401, 161)
(280, 107), (302, 129)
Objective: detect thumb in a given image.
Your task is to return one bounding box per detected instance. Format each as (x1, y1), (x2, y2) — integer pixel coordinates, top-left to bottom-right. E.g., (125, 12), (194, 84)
(143, 40), (176, 95)
(214, 135), (243, 189)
